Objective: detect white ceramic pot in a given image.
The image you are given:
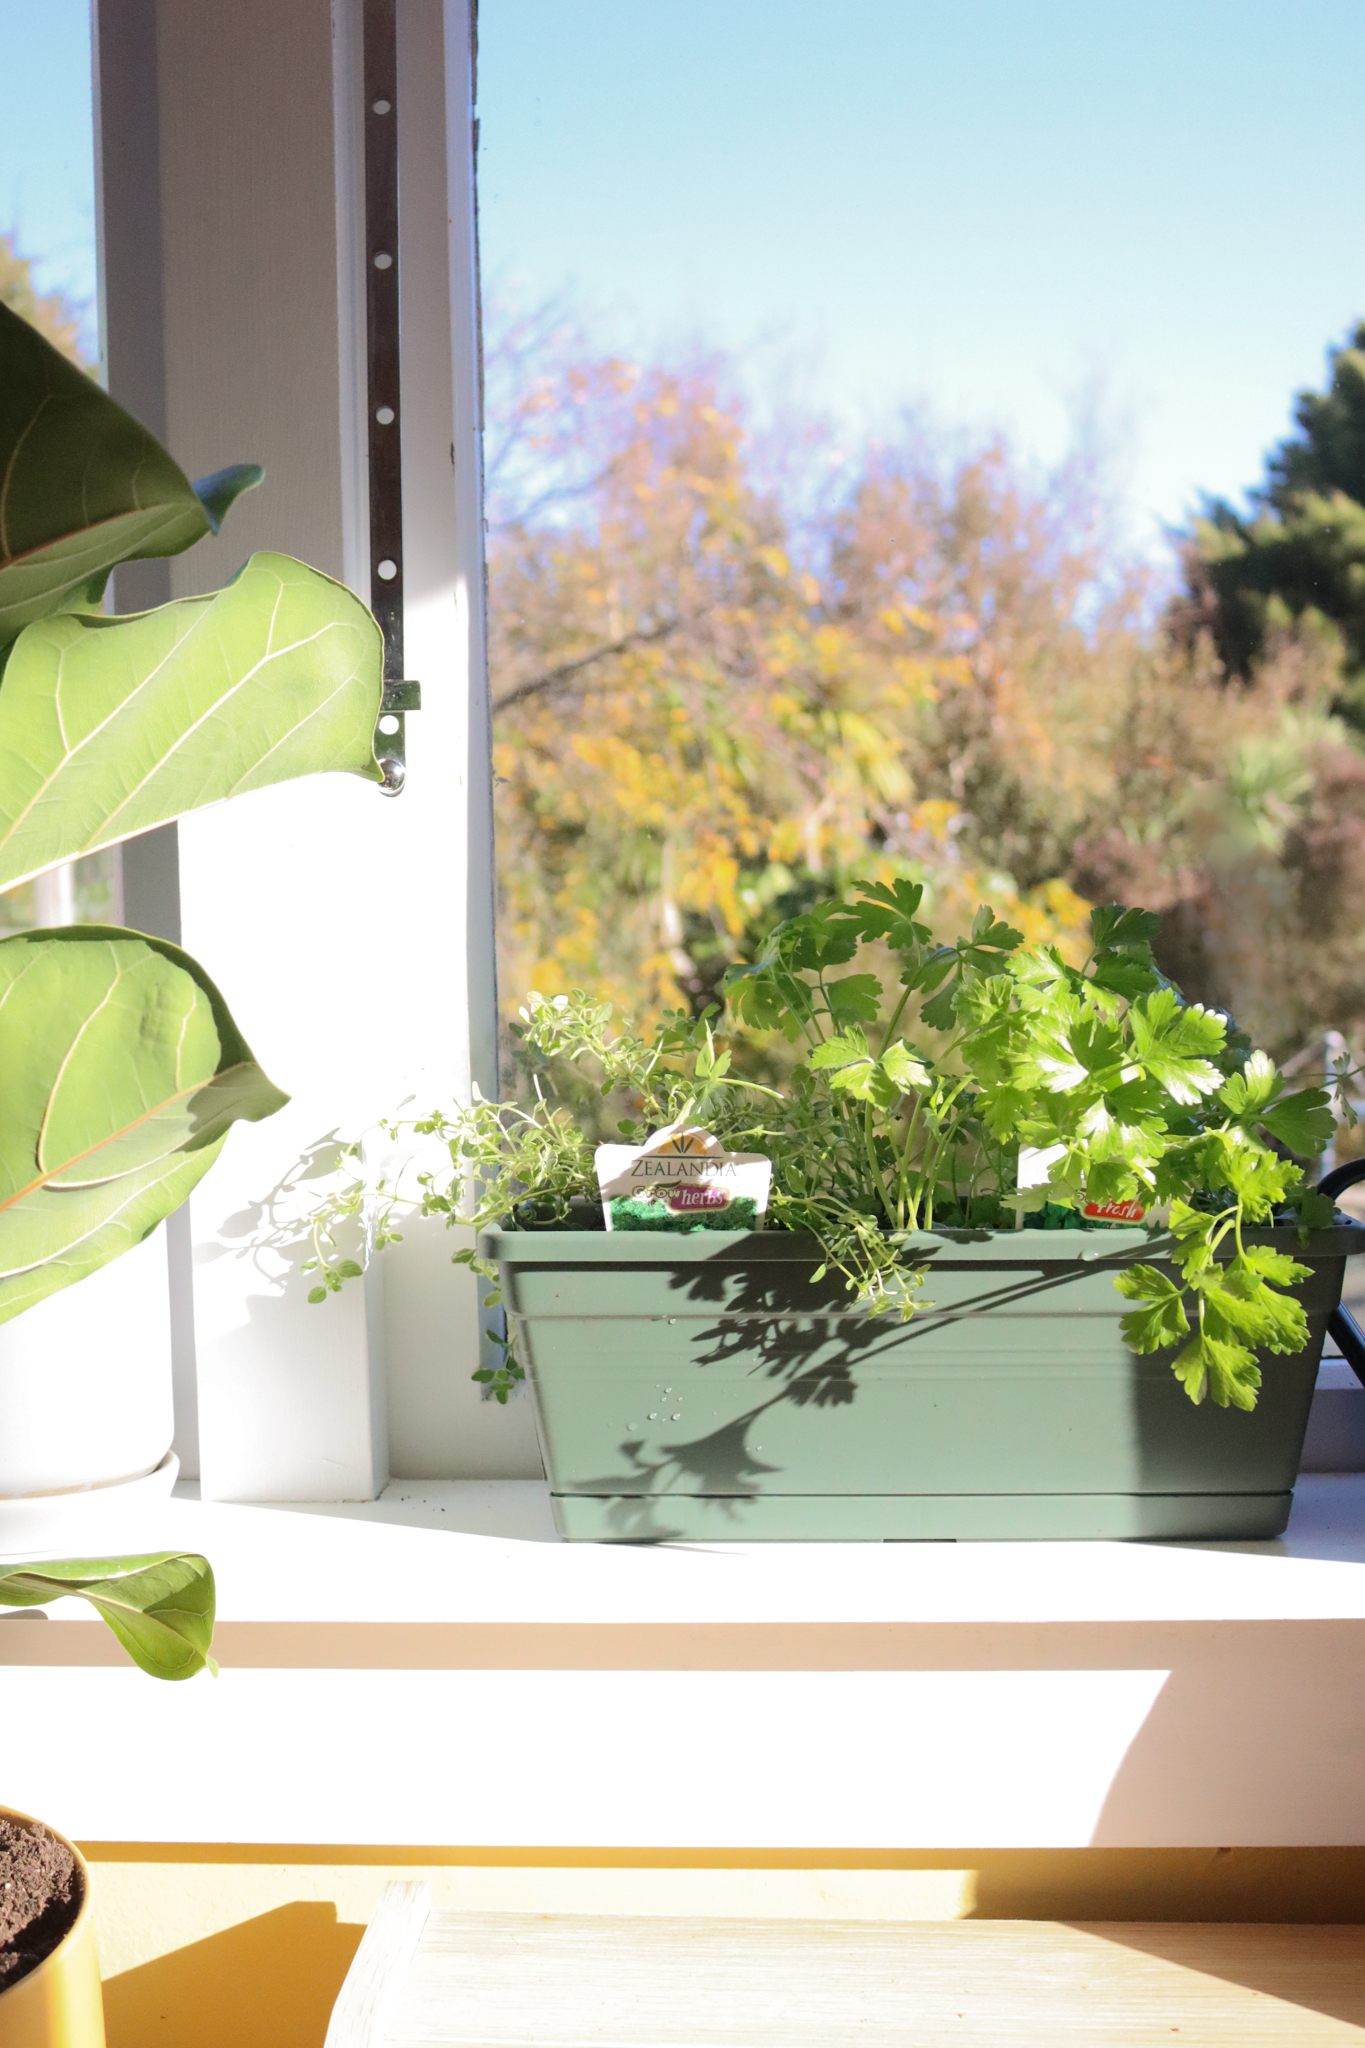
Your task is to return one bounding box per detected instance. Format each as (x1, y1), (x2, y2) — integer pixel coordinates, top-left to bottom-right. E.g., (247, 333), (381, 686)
(0, 1234), (175, 1506)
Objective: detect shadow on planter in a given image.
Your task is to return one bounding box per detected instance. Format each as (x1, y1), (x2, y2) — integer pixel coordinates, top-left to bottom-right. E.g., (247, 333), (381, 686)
(487, 1222), (1361, 1541)
(567, 1253), (910, 1538)
(101, 1902), (359, 2048)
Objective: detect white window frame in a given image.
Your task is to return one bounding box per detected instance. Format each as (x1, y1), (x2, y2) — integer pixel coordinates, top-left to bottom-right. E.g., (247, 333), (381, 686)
(87, 0), (1363, 1500)
(92, 0), (541, 1497)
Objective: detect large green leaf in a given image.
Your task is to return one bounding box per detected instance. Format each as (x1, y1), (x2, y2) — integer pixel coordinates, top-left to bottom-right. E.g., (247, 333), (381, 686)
(0, 550), (383, 891)
(0, 1552), (216, 1679)
(0, 926), (287, 1322)
(0, 300), (260, 645)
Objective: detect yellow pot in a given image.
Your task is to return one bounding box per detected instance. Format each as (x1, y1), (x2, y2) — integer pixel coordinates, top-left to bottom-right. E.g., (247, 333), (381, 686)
(0, 1809), (104, 2048)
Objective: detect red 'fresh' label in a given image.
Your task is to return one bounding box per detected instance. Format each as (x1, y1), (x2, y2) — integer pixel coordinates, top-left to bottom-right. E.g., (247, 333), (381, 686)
(1083, 1199), (1147, 1224)
(664, 1184), (729, 1212)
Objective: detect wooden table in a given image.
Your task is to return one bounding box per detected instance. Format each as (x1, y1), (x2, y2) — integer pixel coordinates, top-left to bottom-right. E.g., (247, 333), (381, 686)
(326, 1883), (1365, 2045)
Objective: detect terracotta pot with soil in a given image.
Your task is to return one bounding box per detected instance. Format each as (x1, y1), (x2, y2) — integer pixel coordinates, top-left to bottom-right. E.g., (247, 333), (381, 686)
(0, 1810), (104, 2047)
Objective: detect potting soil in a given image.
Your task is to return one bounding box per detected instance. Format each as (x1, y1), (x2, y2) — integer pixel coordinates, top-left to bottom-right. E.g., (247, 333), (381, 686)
(0, 1816), (82, 1991)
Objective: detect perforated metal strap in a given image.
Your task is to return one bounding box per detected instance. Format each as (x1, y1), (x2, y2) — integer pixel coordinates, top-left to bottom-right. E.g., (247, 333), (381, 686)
(364, 0), (420, 793)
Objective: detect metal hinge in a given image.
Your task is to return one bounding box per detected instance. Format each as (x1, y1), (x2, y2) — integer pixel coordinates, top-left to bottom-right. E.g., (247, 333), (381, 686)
(364, 0), (420, 794)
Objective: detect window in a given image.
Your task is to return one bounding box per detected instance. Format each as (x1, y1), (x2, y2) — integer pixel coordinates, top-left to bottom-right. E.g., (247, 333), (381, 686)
(478, 1), (1365, 1107)
(46, 0), (1362, 1497)
(0, 2), (116, 934)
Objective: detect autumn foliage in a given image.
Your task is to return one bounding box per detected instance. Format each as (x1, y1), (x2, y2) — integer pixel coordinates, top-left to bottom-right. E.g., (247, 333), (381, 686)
(487, 304), (1365, 1063)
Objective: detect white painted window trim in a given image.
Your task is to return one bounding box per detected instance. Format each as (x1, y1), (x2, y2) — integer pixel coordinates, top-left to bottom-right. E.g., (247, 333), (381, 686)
(90, 0), (539, 1499)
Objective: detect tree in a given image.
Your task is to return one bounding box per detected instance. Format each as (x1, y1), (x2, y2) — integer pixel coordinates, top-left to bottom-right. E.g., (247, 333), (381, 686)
(485, 311), (1101, 1026)
(0, 232), (87, 364)
(1069, 629), (1365, 1055)
(1180, 323), (1365, 715)
(485, 298), (1365, 1065)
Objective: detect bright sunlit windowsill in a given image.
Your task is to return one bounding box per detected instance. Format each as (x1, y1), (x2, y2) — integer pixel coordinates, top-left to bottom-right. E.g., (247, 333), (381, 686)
(3, 1472), (1365, 1853)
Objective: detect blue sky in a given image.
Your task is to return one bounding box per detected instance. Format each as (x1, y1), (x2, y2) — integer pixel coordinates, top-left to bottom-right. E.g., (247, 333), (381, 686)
(478, 0), (1365, 553)
(3, 1), (1361, 557)
(0, 1), (96, 351)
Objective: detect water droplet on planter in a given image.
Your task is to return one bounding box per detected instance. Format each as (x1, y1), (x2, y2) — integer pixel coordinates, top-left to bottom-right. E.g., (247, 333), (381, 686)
(648, 1411), (658, 1421)
(671, 1412), (681, 1421)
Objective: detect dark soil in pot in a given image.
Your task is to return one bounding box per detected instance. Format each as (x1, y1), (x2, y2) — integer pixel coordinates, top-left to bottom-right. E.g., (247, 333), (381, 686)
(0, 1815), (83, 1991)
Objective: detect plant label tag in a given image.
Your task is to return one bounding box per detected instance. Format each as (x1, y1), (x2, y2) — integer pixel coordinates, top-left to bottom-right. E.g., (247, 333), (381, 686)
(595, 1124), (773, 1233)
(1081, 1196), (1159, 1226)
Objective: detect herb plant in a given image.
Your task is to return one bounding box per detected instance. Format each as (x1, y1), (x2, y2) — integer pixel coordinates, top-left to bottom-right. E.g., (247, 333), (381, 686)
(306, 994), (775, 1400)
(307, 883), (1356, 1413)
(725, 883), (1344, 1408)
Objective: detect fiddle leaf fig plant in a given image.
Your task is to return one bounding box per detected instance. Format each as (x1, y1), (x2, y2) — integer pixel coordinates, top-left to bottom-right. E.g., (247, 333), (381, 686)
(0, 1552), (216, 1681)
(0, 549), (382, 890)
(0, 295), (259, 636)
(0, 302), (387, 1673)
(0, 928), (287, 1322)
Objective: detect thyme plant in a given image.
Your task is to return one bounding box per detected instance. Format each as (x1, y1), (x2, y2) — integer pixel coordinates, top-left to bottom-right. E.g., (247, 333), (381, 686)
(306, 995), (775, 1400)
(307, 884), (1357, 1412)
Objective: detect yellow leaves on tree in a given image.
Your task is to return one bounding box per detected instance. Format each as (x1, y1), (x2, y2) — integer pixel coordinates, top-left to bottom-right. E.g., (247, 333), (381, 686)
(485, 303), (1362, 1056)
(485, 324), (1101, 1022)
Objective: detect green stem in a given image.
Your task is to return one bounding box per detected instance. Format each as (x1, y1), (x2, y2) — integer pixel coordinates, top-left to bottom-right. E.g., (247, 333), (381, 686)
(882, 984), (913, 1044)
(917, 1077), (973, 1216)
(896, 1097), (925, 1230)
(863, 1100), (895, 1225)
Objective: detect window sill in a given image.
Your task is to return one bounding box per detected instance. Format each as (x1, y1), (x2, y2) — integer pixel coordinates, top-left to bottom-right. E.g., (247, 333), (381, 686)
(4, 1475), (1364, 1851)
(1305, 1358), (1365, 1470)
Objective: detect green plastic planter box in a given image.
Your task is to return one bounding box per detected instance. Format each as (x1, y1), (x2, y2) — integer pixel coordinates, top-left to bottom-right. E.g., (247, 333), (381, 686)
(480, 1215), (1365, 1541)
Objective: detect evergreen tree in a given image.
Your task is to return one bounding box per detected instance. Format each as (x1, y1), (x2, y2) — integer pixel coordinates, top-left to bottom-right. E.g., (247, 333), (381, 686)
(1182, 324), (1365, 712)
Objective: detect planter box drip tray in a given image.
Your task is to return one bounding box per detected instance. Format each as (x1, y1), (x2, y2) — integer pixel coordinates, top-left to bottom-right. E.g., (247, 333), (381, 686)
(550, 1490), (1298, 1543)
